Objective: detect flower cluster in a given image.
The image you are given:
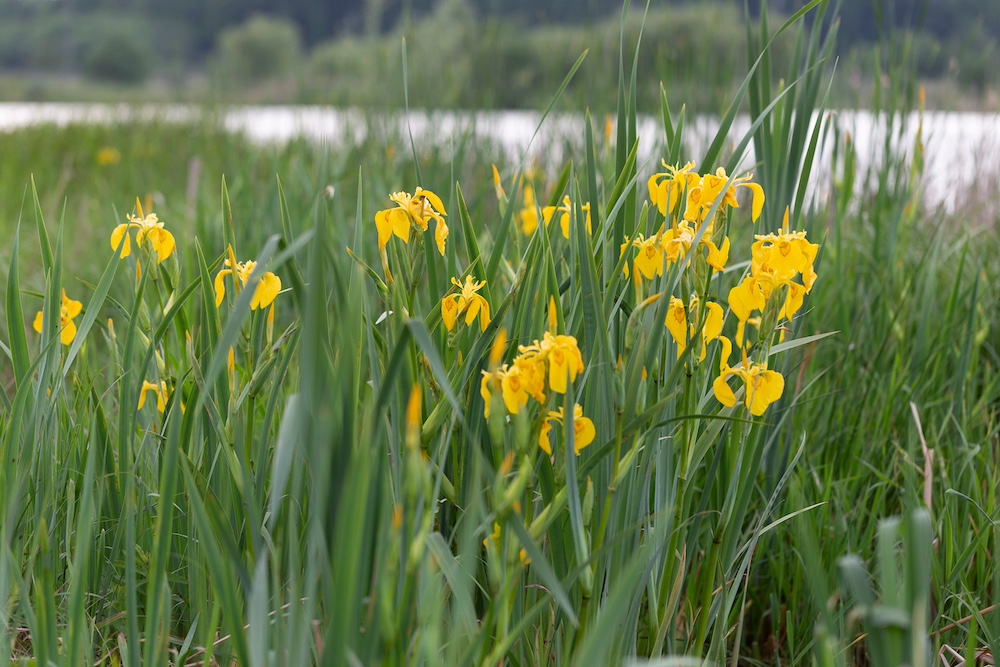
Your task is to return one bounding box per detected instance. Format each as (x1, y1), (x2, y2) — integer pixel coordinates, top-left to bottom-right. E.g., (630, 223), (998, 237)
(111, 198), (176, 264)
(622, 162), (764, 284)
(517, 189), (591, 240)
(539, 404), (596, 456)
(33, 289), (82, 346)
(728, 208), (818, 346)
(213, 247), (282, 312)
(480, 323), (594, 456)
(664, 296), (724, 362)
(441, 275), (491, 333)
(712, 337), (784, 416)
(374, 187), (448, 281)
(648, 161), (764, 225)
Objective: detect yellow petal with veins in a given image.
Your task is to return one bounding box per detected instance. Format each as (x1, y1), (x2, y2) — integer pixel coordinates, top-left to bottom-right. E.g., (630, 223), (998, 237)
(251, 272), (281, 310)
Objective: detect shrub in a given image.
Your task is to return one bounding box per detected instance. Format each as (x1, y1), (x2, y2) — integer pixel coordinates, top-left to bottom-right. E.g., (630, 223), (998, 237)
(213, 14), (302, 85)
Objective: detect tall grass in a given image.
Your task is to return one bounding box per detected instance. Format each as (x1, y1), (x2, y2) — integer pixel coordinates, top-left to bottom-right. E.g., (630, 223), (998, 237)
(0, 1), (998, 665)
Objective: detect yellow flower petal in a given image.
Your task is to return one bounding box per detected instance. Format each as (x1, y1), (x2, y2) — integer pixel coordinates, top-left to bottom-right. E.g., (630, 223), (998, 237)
(214, 269), (231, 308)
(59, 319), (77, 346)
(61, 291), (83, 319)
(746, 369), (784, 416)
(374, 210), (394, 250)
(744, 182), (765, 222)
(539, 420), (553, 456)
(417, 188), (446, 217)
(572, 415), (595, 454)
(435, 217), (448, 256)
(441, 295), (458, 332)
(664, 297), (687, 354)
(703, 301), (725, 342)
(713, 373), (737, 408)
(706, 236), (730, 273)
(251, 272), (281, 310)
(111, 223), (132, 259)
(149, 228), (176, 263)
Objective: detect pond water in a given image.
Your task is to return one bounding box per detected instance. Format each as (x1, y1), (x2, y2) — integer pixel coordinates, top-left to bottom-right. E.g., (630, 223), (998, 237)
(1, 103), (998, 214)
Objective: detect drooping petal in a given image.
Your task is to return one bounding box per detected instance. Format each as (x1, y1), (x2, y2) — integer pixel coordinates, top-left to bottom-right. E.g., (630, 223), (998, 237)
(464, 296), (481, 327)
(214, 269), (231, 308)
(548, 348), (569, 394)
(251, 272), (282, 310)
(718, 335), (733, 372)
(781, 281), (806, 320)
(149, 228), (176, 263)
(728, 277), (763, 323)
(374, 209), (394, 250)
(571, 405), (596, 454)
(538, 420), (553, 456)
(417, 188), (446, 217)
(435, 217), (449, 255)
(744, 182), (765, 222)
(500, 370), (528, 414)
(705, 236), (730, 273)
(33, 311), (43, 334)
(713, 373), (738, 408)
(703, 301), (725, 342)
(477, 297), (491, 332)
(390, 209), (411, 243)
(61, 291), (83, 319)
(634, 239), (664, 280)
(480, 372), (494, 419)
(441, 295), (459, 332)
(664, 297), (687, 354)
(59, 319), (77, 345)
(746, 369), (784, 416)
(111, 223), (132, 258)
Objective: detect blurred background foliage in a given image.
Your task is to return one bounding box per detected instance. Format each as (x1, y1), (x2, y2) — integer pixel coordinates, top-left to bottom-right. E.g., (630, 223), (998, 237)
(0, 0), (997, 110)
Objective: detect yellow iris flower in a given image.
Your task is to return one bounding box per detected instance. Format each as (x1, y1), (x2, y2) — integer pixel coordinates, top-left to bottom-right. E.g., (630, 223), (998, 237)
(538, 403), (596, 456)
(664, 296), (724, 361)
(441, 275), (491, 333)
(518, 185), (540, 235)
(648, 161), (699, 216)
(214, 249), (282, 311)
(728, 210), (818, 346)
(691, 167), (765, 224)
(541, 196), (592, 240)
(374, 187), (448, 255)
(110, 198), (176, 264)
(33, 289), (83, 346)
(137, 380), (169, 413)
(631, 234), (664, 281)
(712, 337), (784, 416)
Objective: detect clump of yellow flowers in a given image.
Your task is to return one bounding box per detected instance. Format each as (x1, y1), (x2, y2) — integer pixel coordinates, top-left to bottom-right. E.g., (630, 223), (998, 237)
(729, 207), (818, 347)
(33, 289), (82, 346)
(441, 275), (491, 333)
(213, 246), (282, 312)
(480, 303), (594, 457)
(374, 187), (448, 282)
(111, 198), (176, 264)
(634, 160), (819, 418)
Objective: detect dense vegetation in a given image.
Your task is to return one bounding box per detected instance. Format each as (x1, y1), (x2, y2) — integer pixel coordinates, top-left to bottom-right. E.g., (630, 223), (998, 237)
(0, 1), (997, 665)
